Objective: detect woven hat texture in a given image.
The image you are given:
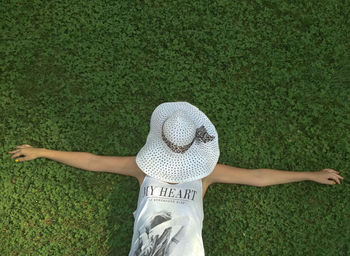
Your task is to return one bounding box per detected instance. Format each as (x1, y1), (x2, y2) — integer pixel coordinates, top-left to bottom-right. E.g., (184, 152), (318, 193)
(136, 102), (220, 183)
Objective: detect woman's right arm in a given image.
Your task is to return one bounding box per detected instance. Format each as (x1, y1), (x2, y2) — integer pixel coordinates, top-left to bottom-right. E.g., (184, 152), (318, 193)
(9, 144), (144, 180)
(9, 144), (96, 171)
(40, 148), (97, 172)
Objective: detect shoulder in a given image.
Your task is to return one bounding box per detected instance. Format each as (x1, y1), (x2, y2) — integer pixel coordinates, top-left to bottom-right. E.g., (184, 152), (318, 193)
(203, 163), (222, 185)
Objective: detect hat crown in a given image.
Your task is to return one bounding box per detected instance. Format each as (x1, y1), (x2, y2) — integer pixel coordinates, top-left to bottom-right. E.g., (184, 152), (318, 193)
(162, 110), (196, 146)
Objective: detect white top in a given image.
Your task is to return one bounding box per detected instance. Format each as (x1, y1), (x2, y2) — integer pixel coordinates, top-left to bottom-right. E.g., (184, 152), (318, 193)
(128, 175), (205, 256)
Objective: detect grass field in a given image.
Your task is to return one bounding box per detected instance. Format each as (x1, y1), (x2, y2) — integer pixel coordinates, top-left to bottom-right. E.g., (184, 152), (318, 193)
(1, 0), (349, 255)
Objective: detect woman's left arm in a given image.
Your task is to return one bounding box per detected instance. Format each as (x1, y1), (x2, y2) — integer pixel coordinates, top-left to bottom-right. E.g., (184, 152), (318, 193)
(258, 168), (344, 186)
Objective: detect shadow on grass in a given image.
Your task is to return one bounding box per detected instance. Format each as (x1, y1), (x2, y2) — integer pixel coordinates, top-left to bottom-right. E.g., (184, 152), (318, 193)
(106, 175), (139, 255)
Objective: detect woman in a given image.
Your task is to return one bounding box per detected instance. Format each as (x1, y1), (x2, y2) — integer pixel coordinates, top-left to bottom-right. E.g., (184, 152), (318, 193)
(9, 102), (344, 255)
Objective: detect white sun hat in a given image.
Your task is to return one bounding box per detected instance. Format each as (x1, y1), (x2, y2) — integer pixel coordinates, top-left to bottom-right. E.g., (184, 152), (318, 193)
(136, 101), (220, 183)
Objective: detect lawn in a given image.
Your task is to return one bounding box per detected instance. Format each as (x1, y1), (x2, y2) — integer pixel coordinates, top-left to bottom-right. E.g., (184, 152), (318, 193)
(1, 0), (349, 255)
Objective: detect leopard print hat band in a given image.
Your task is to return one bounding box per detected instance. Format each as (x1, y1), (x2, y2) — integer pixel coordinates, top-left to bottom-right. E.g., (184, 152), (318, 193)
(161, 124), (215, 154)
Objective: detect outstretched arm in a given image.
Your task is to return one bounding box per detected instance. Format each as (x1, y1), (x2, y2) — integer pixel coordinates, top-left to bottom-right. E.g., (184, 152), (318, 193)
(206, 164), (344, 187)
(206, 164), (264, 187)
(256, 168), (344, 186)
(9, 144), (144, 181)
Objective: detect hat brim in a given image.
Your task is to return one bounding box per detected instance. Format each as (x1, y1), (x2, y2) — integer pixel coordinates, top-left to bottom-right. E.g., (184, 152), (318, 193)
(136, 102), (220, 183)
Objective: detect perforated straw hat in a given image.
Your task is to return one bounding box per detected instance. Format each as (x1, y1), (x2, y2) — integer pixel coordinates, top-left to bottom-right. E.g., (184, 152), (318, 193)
(136, 102), (220, 183)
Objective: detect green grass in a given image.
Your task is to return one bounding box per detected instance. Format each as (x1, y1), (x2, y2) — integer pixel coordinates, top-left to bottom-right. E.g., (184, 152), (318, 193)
(1, 0), (349, 255)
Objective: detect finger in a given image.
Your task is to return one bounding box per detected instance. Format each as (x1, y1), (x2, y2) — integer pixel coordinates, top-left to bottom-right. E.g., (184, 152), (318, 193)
(328, 175), (339, 184)
(18, 156), (29, 162)
(10, 152), (22, 159)
(335, 174), (344, 180)
(329, 177), (340, 185)
(328, 180), (336, 185)
(328, 169), (340, 174)
(331, 174), (343, 182)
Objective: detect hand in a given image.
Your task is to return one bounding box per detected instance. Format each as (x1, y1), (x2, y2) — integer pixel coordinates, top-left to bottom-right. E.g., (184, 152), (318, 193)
(311, 169), (344, 185)
(8, 144), (43, 162)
